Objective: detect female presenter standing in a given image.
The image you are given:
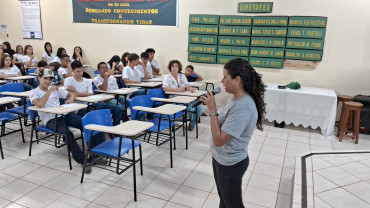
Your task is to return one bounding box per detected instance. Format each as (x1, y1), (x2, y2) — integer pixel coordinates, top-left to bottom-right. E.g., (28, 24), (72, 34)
(200, 58), (266, 208)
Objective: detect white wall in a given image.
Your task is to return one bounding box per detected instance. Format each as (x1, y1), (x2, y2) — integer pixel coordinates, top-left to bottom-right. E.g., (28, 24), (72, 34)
(1, 0), (369, 105)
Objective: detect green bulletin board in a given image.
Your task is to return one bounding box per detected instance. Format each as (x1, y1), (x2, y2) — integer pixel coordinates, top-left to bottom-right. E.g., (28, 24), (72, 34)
(187, 14), (327, 69)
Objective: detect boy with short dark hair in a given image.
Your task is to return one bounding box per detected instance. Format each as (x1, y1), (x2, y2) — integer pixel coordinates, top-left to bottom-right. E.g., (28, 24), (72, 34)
(137, 52), (153, 79)
(145, 48), (160, 75)
(184, 65), (203, 82)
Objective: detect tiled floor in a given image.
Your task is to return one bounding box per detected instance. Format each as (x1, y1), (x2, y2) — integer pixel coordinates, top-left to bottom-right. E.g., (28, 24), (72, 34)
(1, 117), (370, 208)
(293, 152), (370, 208)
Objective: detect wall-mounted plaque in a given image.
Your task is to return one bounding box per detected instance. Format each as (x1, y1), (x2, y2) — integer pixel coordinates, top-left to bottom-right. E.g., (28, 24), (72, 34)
(188, 24), (219, 35)
(289, 16), (327, 27)
(218, 36), (250, 46)
(238, 2), (273, 13)
(189, 14), (219, 25)
(218, 46), (249, 56)
(188, 44), (217, 54)
(219, 26), (251, 36)
(252, 27), (287, 37)
(287, 27), (326, 39)
(285, 49), (323, 61)
(252, 16), (288, 26)
(188, 53), (217, 63)
(250, 47), (285, 58)
(249, 57), (284, 68)
(219, 15), (252, 25)
(286, 38), (324, 50)
(217, 55), (249, 64)
(251, 37), (286, 48)
(189, 34), (218, 45)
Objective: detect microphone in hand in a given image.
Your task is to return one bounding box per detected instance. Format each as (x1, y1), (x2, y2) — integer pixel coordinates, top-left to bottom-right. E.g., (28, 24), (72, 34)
(192, 87), (221, 108)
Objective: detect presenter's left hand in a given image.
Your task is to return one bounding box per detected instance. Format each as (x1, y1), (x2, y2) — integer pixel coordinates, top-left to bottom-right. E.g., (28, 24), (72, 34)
(199, 91), (217, 113)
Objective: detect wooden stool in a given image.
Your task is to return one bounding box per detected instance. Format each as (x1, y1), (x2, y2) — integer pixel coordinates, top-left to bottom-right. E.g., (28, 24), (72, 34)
(337, 101), (363, 144)
(336, 95), (354, 127)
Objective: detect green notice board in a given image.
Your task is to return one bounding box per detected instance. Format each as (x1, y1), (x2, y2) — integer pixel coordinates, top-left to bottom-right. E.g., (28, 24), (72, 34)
(252, 16), (288, 26)
(219, 26), (251, 36)
(252, 27), (287, 37)
(286, 38), (324, 50)
(189, 15), (219, 25)
(289, 16), (327, 27)
(251, 37), (286, 48)
(218, 46), (249, 56)
(285, 49), (323, 61)
(249, 57), (284, 69)
(238, 2), (273, 13)
(188, 24), (219, 35)
(189, 34), (218, 45)
(287, 27), (326, 39)
(188, 14), (327, 68)
(188, 53), (217, 63)
(188, 44), (217, 54)
(218, 36), (250, 46)
(220, 16), (252, 25)
(217, 55), (249, 64)
(250, 47), (284, 58)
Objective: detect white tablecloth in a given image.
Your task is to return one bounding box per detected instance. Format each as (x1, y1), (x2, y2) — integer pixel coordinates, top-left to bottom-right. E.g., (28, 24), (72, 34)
(265, 83), (337, 136)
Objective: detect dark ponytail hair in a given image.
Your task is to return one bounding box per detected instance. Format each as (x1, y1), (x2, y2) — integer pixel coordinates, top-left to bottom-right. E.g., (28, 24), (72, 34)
(224, 58), (266, 131)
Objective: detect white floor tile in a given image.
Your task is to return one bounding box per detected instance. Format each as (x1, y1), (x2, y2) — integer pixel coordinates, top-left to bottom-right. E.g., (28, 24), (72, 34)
(15, 186), (63, 208)
(316, 188), (369, 208)
(183, 172), (215, 192)
(93, 186), (133, 207)
(343, 182), (370, 204)
(141, 179), (180, 201)
(0, 179), (39, 201)
(125, 194), (168, 208)
(46, 194), (90, 208)
(43, 173), (81, 193)
(248, 173), (280, 192)
(21, 166), (63, 185)
(243, 186), (278, 208)
(170, 186), (208, 208)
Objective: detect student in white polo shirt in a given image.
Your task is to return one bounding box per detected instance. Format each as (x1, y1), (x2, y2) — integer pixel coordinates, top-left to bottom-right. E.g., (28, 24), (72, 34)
(57, 54), (72, 81)
(29, 68), (106, 173)
(65, 61), (125, 124)
(137, 52), (153, 79)
(122, 53), (148, 98)
(93, 62), (129, 119)
(145, 48), (160, 75)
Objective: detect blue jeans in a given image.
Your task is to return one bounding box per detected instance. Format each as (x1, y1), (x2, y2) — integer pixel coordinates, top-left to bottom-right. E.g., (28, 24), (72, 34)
(129, 89), (146, 99)
(108, 96), (130, 122)
(187, 101), (202, 127)
(212, 156), (249, 208)
(78, 102), (125, 125)
(46, 113), (105, 164)
(24, 83), (34, 91)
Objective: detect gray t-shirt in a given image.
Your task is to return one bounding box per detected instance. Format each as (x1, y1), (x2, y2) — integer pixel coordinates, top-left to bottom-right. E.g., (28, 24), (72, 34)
(210, 94), (257, 166)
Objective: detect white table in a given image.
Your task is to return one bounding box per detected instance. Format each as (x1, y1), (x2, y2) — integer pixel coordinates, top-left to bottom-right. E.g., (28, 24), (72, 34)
(126, 82), (163, 88)
(133, 104), (186, 168)
(29, 103), (88, 169)
(75, 94), (114, 111)
(5, 76), (36, 82)
(151, 96), (196, 150)
(264, 83), (337, 137)
(0, 80), (8, 84)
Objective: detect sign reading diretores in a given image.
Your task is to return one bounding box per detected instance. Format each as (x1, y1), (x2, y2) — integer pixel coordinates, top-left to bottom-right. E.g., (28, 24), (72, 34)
(72, 0), (178, 26)
(238, 2), (273, 13)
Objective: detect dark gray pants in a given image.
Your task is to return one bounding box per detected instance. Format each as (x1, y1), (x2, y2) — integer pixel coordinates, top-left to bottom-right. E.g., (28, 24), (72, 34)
(212, 156), (249, 208)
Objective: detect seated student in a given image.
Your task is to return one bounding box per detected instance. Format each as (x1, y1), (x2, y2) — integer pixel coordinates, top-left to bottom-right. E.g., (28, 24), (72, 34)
(57, 54), (73, 81)
(53, 47), (67, 63)
(71, 46), (90, 79)
(35, 61), (63, 86)
(145, 48), (160, 75)
(22, 45), (38, 69)
(0, 54), (33, 91)
(107, 55), (124, 74)
(93, 62), (129, 119)
(137, 52), (153, 79)
(65, 61), (124, 124)
(121, 52), (130, 67)
(29, 68), (105, 173)
(162, 60), (202, 131)
(184, 65), (203, 82)
(2, 42), (15, 58)
(42, 42), (56, 64)
(13, 45), (24, 65)
(122, 53), (148, 98)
